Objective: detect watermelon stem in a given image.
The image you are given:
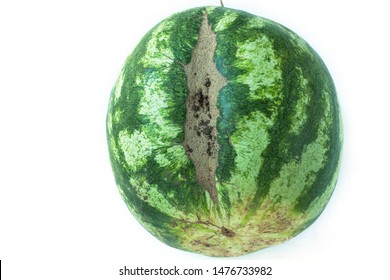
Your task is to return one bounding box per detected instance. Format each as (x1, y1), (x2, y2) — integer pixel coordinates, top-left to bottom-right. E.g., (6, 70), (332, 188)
(220, 0), (224, 7)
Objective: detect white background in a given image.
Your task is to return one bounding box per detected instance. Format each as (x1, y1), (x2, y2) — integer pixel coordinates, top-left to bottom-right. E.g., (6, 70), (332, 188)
(1, 0), (389, 279)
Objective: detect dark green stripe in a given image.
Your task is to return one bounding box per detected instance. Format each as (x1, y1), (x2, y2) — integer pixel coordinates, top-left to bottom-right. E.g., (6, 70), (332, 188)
(109, 154), (183, 250)
(110, 8), (214, 216)
(164, 9), (204, 144)
(210, 8), (275, 184)
(226, 13), (340, 213)
(168, 8), (205, 64)
(295, 74), (341, 211)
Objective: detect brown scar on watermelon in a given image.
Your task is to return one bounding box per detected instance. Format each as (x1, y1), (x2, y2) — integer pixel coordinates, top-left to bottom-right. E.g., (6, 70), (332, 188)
(183, 12), (227, 203)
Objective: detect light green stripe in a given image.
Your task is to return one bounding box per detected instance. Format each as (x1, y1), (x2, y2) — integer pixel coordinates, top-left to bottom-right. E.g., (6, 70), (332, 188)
(118, 129), (153, 172)
(129, 176), (196, 221)
(229, 111), (271, 198)
(304, 90), (339, 218)
(154, 145), (190, 170)
(267, 89), (332, 208)
(141, 19), (175, 67)
(246, 16), (266, 29)
(136, 18), (187, 172)
(234, 35), (282, 99)
(213, 9), (238, 32)
(289, 67), (310, 135)
(114, 69), (125, 102)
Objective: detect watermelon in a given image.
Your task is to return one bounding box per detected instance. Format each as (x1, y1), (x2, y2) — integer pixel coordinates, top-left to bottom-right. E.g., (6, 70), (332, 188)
(106, 6), (342, 257)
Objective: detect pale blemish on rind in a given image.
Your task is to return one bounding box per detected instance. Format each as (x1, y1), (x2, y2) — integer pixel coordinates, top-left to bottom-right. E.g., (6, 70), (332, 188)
(183, 12), (227, 203)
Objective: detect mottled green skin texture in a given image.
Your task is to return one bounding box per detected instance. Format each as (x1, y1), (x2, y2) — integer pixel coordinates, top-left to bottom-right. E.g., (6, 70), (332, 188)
(107, 7), (342, 257)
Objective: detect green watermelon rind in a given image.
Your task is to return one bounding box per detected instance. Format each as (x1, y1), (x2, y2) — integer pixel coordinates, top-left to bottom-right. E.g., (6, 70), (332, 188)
(106, 6), (342, 257)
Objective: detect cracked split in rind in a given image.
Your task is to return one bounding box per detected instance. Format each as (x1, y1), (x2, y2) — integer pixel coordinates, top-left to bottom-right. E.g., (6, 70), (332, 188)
(183, 12), (227, 204)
